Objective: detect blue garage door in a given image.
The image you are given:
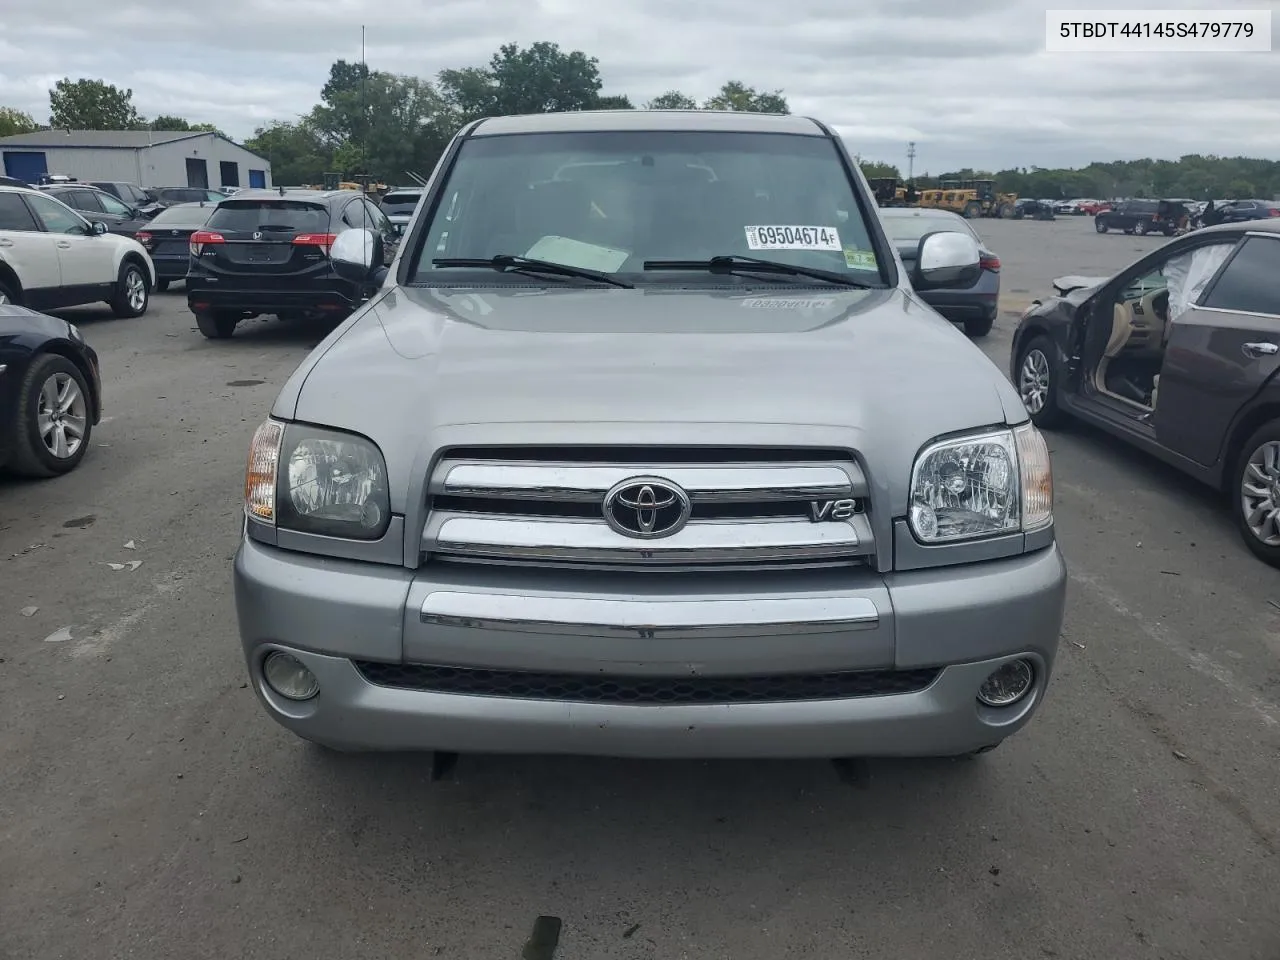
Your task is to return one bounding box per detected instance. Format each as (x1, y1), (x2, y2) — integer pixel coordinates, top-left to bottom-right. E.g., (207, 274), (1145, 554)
(3, 151), (48, 183)
(248, 168), (266, 189)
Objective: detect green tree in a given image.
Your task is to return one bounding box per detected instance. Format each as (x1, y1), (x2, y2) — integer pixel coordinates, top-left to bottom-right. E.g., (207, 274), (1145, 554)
(439, 42), (619, 122)
(48, 78), (141, 129)
(489, 41), (604, 115)
(310, 70), (451, 182)
(321, 60), (370, 106)
(0, 106), (39, 137)
(860, 161), (901, 179)
(437, 66), (499, 125)
(242, 120), (333, 185)
(150, 114), (192, 131)
(646, 91), (698, 110)
(594, 94), (634, 110)
(702, 81), (789, 114)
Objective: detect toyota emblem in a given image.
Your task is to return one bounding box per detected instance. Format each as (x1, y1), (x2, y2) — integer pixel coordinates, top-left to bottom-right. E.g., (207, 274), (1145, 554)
(602, 477), (692, 539)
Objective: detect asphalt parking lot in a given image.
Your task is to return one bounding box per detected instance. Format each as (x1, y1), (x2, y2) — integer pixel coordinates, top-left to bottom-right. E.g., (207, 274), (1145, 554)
(2, 213), (1278, 960)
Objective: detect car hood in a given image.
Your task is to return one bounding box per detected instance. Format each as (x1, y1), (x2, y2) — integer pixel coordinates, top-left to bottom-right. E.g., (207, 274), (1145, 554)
(278, 285), (1026, 516)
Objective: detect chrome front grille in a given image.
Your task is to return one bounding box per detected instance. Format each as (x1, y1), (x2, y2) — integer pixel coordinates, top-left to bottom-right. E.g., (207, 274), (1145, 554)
(422, 447), (875, 570)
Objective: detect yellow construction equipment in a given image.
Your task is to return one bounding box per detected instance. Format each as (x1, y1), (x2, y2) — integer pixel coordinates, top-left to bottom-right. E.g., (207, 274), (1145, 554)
(916, 179), (1016, 219)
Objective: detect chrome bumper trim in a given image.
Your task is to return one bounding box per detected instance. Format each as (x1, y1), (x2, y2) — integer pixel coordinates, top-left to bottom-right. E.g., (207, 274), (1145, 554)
(419, 591), (880, 637)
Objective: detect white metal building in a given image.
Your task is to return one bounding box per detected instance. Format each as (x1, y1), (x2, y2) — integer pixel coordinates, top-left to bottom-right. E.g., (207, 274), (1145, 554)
(0, 130), (272, 190)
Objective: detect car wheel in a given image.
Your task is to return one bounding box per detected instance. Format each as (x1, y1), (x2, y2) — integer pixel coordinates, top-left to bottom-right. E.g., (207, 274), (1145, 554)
(110, 260), (149, 318)
(1135, 220), (1148, 236)
(1015, 335), (1066, 428)
(1095, 220), (1107, 233)
(6, 354), (93, 478)
(1232, 421), (1280, 568)
(194, 309), (239, 339)
(155, 279), (170, 293)
(964, 311), (995, 338)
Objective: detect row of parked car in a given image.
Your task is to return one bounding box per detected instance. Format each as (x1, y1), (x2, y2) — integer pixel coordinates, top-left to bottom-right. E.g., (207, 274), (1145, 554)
(0, 176), (420, 479)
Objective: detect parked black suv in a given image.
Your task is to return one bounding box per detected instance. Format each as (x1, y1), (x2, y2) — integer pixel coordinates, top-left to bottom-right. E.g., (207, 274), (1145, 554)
(134, 201), (217, 291)
(38, 184), (153, 236)
(1094, 199), (1171, 235)
(186, 189), (398, 339)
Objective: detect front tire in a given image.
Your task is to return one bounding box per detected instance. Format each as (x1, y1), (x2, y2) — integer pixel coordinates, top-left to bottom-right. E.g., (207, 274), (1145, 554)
(6, 354), (93, 477)
(1232, 421), (1280, 568)
(110, 260), (149, 318)
(1015, 335), (1066, 428)
(1135, 220), (1148, 236)
(194, 309), (239, 339)
(0, 277), (18, 304)
(1095, 219), (1108, 233)
(963, 201), (982, 219)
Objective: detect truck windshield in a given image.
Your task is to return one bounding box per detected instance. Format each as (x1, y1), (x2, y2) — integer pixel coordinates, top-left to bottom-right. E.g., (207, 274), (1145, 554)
(409, 130), (883, 284)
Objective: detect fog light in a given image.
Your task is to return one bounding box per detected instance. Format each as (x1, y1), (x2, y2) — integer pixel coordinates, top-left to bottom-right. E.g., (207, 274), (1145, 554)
(977, 659), (1035, 707)
(263, 651), (320, 701)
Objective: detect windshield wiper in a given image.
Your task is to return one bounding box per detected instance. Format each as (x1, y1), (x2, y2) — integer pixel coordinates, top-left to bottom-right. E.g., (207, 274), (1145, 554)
(432, 255), (634, 289)
(643, 255), (871, 288)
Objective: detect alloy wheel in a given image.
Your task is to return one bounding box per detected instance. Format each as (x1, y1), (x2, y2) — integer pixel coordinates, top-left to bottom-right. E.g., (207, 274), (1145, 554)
(1019, 348), (1050, 415)
(1240, 441), (1280, 546)
(126, 268), (147, 312)
(37, 371), (87, 460)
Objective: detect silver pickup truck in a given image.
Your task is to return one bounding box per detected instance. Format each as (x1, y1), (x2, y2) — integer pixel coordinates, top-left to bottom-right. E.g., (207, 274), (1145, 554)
(233, 110), (1066, 764)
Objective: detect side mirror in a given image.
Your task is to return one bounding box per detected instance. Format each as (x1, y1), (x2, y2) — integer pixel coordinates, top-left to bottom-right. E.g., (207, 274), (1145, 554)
(330, 228), (383, 284)
(90, 221), (109, 236)
(911, 231), (981, 291)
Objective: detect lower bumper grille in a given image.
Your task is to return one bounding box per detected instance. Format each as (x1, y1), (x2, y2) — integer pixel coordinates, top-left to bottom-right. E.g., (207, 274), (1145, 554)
(354, 662), (940, 705)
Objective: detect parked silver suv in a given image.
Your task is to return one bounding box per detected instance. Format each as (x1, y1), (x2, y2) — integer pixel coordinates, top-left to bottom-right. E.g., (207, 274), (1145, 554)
(234, 111), (1066, 761)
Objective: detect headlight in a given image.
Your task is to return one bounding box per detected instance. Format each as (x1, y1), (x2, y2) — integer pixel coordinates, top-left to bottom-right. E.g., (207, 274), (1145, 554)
(243, 419), (391, 540)
(908, 423), (1052, 544)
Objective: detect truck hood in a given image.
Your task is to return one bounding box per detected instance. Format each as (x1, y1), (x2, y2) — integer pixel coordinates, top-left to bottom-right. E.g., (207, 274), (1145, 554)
(278, 285), (1026, 516)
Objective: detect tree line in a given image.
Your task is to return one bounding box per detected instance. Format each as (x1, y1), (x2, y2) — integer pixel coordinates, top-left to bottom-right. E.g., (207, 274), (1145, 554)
(858, 157), (1280, 202)
(0, 41), (790, 186)
(244, 43), (792, 185)
(1, 43), (1276, 200)
(0, 81), (222, 137)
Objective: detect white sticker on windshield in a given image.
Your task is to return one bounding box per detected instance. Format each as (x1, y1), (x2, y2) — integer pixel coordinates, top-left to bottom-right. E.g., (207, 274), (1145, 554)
(744, 225), (841, 251)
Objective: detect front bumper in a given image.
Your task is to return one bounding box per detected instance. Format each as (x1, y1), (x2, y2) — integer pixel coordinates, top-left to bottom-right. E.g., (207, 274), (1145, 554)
(234, 538), (1067, 759)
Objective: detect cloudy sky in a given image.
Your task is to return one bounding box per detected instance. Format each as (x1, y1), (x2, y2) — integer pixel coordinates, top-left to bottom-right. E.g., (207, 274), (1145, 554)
(0, 0), (1276, 172)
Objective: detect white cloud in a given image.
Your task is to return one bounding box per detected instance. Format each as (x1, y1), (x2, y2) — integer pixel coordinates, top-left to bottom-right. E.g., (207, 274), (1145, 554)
(0, 0), (1275, 171)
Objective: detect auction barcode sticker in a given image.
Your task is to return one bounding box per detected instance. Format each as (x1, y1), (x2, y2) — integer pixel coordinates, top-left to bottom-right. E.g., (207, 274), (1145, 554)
(1045, 9), (1271, 51)
(745, 225), (842, 251)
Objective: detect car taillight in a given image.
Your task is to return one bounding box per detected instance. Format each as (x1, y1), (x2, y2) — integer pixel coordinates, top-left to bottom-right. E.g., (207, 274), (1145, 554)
(980, 254), (1000, 272)
(292, 233), (338, 255)
(135, 231), (153, 249)
(1268, 209), (1280, 217)
(189, 230), (225, 255)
